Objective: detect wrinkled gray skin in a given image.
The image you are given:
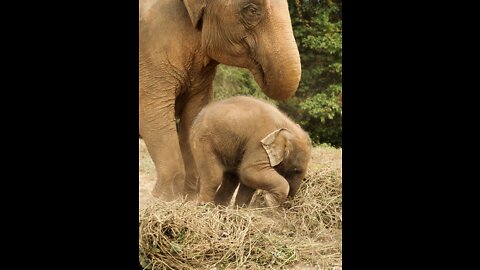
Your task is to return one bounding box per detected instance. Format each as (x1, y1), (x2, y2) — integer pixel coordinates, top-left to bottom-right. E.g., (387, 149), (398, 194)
(190, 96), (312, 207)
(139, 0), (301, 201)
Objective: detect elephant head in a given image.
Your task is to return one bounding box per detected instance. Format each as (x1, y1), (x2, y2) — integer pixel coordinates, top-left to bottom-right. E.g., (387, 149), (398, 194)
(183, 0), (301, 100)
(261, 128), (312, 200)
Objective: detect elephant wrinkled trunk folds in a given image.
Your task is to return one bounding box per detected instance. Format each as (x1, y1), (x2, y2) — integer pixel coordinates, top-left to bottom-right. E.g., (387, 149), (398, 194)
(252, 0), (301, 100)
(253, 47), (301, 101)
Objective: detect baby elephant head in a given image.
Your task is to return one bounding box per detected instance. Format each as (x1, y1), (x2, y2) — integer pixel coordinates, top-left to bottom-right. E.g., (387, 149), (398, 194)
(261, 128), (312, 200)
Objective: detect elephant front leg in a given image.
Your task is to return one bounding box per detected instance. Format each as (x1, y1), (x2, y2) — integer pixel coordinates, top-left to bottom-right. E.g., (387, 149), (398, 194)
(140, 97), (185, 201)
(239, 166), (290, 207)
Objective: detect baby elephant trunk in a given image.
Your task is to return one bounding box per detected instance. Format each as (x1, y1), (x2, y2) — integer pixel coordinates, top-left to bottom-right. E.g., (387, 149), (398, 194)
(287, 178), (302, 199)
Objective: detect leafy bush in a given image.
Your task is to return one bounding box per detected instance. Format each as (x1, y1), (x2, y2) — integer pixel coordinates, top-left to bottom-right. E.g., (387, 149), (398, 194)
(213, 65), (271, 101)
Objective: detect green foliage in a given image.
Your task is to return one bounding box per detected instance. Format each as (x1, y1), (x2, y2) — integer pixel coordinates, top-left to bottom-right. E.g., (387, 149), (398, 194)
(283, 0), (342, 147)
(213, 65), (271, 101)
(213, 0), (342, 147)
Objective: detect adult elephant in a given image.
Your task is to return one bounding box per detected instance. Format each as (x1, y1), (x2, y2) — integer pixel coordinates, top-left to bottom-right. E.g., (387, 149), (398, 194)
(140, 0), (301, 201)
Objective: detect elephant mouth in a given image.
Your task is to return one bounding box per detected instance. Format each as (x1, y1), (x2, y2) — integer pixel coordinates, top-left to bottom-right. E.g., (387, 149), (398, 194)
(250, 59), (266, 89)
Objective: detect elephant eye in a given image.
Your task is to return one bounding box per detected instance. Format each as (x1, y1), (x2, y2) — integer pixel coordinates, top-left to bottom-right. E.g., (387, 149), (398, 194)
(242, 3), (263, 27)
(293, 168), (303, 174)
(243, 3), (258, 13)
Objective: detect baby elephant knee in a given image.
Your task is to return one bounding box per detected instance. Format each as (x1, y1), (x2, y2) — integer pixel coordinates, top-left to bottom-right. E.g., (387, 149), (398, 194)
(264, 181), (290, 207)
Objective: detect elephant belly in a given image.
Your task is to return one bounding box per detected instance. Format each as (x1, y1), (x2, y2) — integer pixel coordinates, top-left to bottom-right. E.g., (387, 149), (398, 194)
(215, 144), (244, 173)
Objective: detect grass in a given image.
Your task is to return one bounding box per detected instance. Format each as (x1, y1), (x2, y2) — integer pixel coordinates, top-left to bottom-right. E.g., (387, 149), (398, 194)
(139, 140), (342, 269)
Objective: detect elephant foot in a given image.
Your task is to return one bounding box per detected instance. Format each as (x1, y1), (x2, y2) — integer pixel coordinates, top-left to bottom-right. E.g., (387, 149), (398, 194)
(151, 171), (186, 201)
(182, 187), (198, 200)
(151, 187), (175, 202)
(264, 192), (285, 208)
(183, 192), (198, 202)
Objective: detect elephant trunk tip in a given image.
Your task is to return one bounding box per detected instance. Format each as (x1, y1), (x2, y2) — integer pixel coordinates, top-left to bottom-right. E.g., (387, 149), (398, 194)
(252, 43), (302, 101)
(264, 87), (297, 100)
(258, 56), (301, 101)
(263, 73), (301, 101)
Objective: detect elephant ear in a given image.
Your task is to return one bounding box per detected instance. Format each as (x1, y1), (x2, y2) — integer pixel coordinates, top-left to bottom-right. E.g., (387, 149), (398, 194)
(183, 0), (207, 29)
(261, 128), (291, 167)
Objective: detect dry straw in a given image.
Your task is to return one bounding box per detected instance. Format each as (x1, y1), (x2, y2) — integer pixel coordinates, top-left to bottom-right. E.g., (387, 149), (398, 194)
(139, 162), (342, 269)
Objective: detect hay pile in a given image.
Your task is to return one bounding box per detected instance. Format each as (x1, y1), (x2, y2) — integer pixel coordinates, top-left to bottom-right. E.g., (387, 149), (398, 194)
(139, 149), (342, 270)
(140, 202), (297, 269)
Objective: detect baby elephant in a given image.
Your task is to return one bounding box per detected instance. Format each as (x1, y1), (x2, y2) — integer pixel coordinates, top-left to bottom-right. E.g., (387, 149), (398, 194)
(190, 96), (312, 207)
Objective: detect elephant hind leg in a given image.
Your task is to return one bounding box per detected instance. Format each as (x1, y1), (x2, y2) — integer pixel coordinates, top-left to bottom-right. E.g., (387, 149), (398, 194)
(214, 172), (240, 206)
(194, 149), (224, 204)
(178, 92), (214, 198)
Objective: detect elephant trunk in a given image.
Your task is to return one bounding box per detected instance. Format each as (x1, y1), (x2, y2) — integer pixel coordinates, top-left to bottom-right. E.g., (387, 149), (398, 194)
(257, 45), (301, 101)
(287, 177), (302, 199)
(251, 5), (302, 100)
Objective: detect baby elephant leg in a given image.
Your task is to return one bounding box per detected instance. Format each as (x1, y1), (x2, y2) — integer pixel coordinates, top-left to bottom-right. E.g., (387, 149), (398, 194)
(240, 167), (290, 207)
(195, 152), (224, 204)
(214, 172), (240, 206)
(234, 183), (256, 207)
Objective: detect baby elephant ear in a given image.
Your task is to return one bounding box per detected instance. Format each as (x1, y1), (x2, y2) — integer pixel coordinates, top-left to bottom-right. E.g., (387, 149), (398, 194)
(261, 128), (289, 167)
